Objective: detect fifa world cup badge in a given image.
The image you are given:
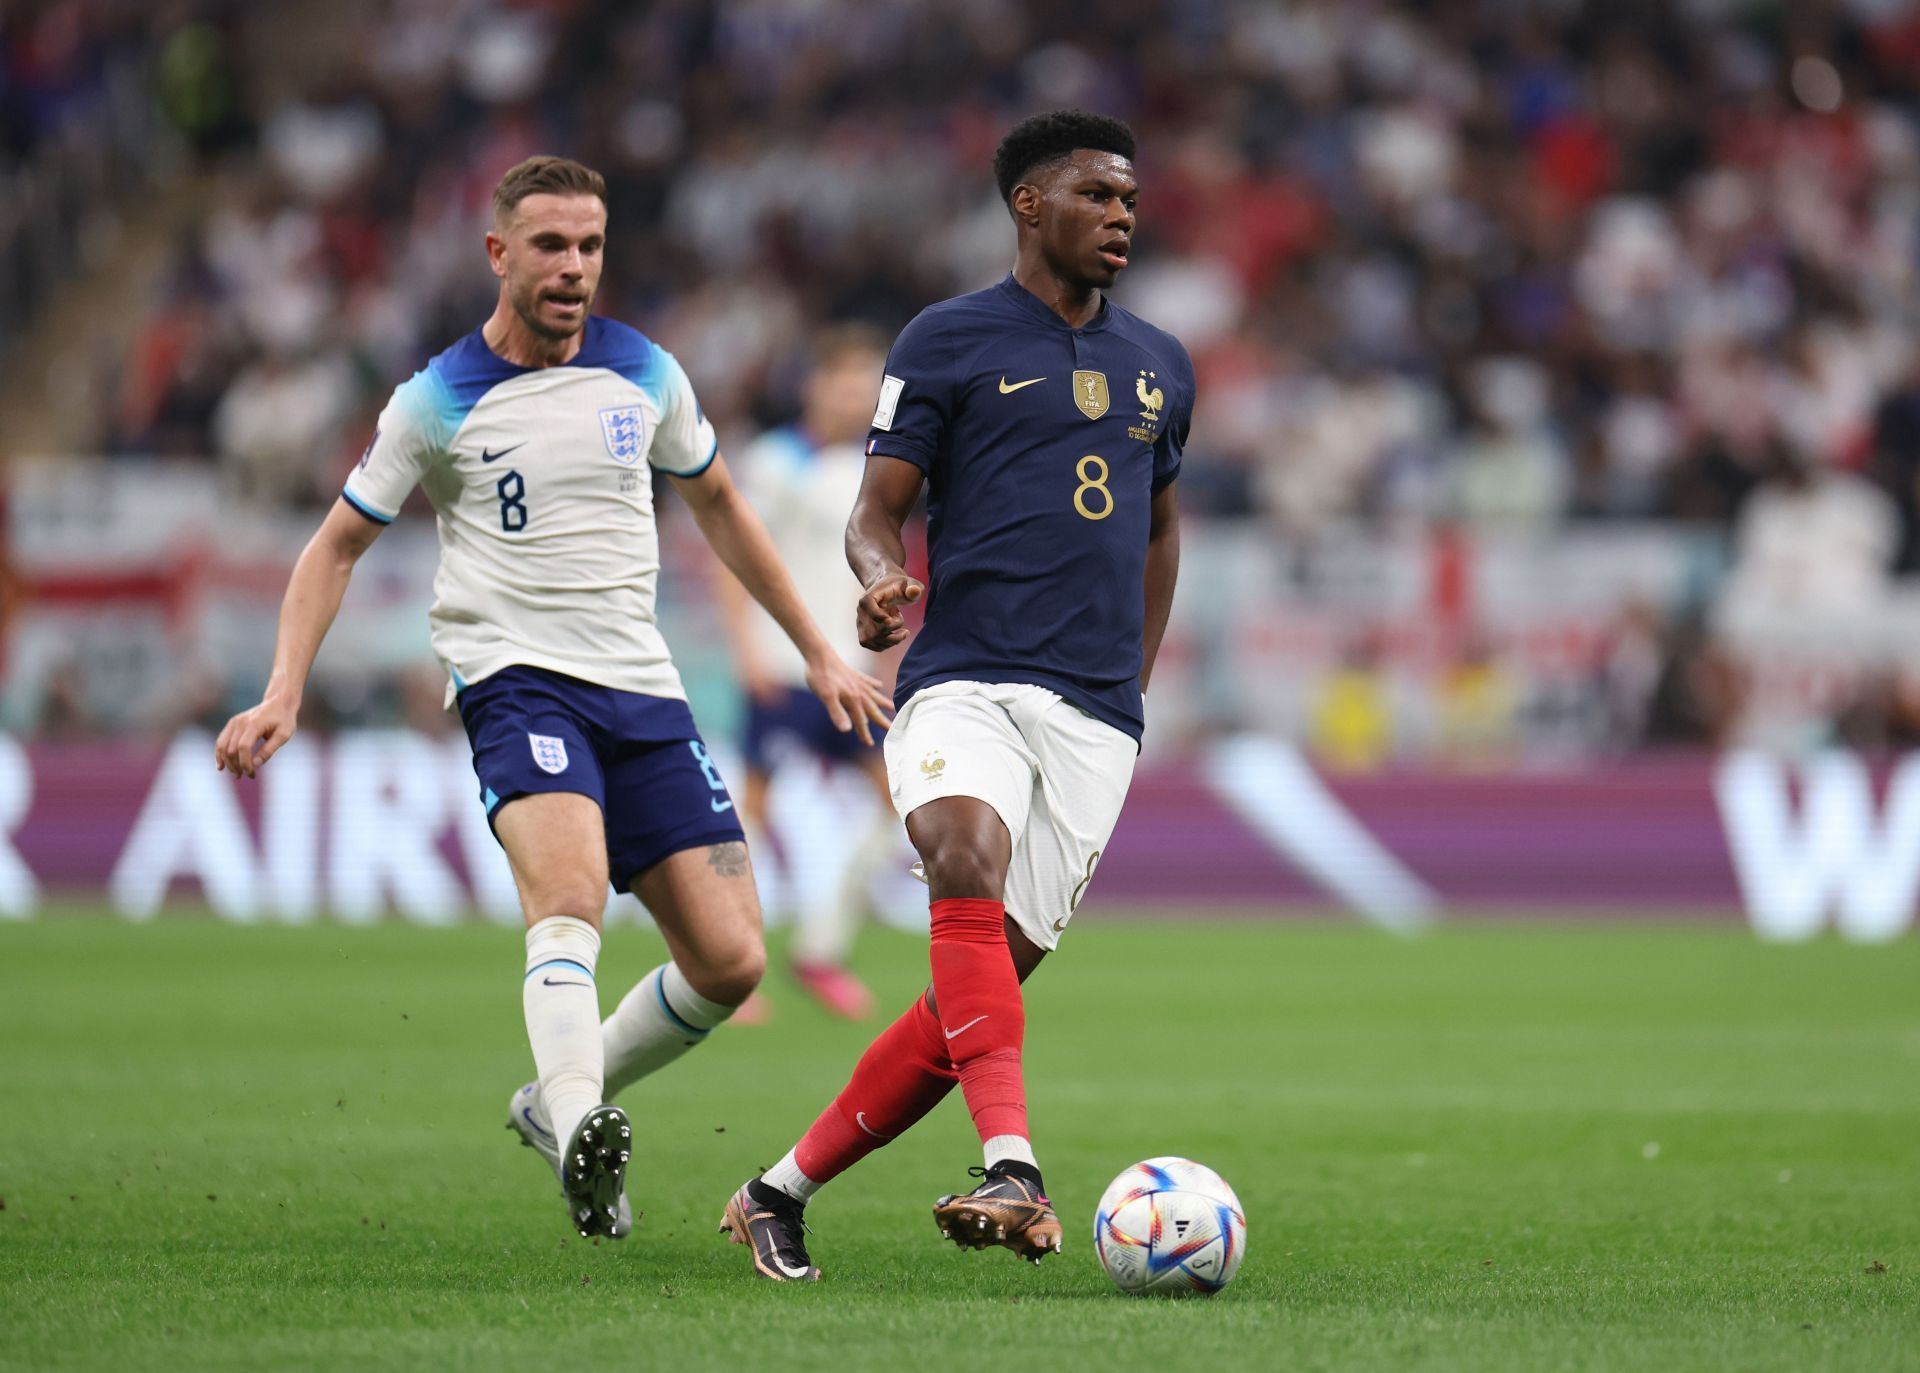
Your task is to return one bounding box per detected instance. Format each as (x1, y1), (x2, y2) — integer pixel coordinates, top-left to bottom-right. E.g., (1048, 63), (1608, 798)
(1072, 370), (1109, 420)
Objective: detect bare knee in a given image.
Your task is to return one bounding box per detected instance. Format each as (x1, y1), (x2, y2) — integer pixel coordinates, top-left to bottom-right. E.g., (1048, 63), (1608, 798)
(684, 928), (765, 1006)
(520, 882), (607, 928)
(912, 821), (1007, 900)
(908, 798), (1011, 900)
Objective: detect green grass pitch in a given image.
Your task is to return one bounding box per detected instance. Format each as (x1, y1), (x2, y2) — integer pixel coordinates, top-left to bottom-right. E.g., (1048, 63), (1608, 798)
(1, 913), (1915, 1371)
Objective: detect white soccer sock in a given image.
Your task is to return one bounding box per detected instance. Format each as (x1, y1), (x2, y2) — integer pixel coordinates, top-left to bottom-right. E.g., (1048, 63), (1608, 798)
(793, 807), (896, 966)
(601, 962), (736, 1098)
(985, 1134), (1037, 1171)
(759, 1148), (820, 1203)
(523, 916), (604, 1149)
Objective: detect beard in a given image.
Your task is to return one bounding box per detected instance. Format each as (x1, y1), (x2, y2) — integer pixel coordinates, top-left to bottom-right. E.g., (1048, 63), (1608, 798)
(510, 278), (591, 341)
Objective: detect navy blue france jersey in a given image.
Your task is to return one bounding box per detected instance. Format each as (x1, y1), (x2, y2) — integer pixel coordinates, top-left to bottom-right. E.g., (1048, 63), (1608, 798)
(865, 273), (1193, 743)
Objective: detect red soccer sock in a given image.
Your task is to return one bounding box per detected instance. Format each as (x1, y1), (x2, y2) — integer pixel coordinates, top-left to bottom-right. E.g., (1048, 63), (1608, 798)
(792, 994), (959, 1186)
(927, 896), (1028, 1145)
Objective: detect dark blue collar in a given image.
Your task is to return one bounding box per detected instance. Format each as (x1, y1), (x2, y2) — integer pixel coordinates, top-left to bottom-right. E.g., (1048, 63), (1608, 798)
(995, 273), (1112, 333)
(459, 316), (640, 375)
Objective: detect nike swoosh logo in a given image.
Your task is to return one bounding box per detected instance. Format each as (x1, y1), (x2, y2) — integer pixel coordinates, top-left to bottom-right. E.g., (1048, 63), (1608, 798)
(542, 976), (591, 988)
(855, 1111), (893, 1140)
(519, 1107), (555, 1143)
(748, 1218), (815, 1278)
(480, 442), (526, 463)
(943, 1014), (988, 1040)
(998, 376), (1046, 394)
(711, 798), (735, 813)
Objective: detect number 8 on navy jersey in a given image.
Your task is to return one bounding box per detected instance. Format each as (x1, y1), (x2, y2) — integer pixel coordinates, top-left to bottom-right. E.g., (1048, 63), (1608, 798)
(864, 273), (1193, 743)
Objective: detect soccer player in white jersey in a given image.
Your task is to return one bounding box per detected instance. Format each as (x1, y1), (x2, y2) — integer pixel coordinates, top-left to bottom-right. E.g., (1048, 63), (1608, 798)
(214, 156), (891, 1241)
(715, 325), (902, 1019)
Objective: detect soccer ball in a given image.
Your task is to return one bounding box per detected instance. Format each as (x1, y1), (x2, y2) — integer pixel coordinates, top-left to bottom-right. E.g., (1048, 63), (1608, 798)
(1094, 1156), (1247, 1295)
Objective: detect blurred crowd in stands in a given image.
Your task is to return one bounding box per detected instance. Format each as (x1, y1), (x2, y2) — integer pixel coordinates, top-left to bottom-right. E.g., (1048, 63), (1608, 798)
(0, 1), (251, 353)
(7, 0), (1920, 761)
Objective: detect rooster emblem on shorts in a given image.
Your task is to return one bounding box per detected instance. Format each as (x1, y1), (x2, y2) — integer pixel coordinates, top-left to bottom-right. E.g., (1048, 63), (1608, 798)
(920, 750), (947, 779)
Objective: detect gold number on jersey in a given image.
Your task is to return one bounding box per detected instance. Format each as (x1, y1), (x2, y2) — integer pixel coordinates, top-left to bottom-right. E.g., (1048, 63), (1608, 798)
(1074, 455), (1113, 520)
(1070, 848), (1103, 911)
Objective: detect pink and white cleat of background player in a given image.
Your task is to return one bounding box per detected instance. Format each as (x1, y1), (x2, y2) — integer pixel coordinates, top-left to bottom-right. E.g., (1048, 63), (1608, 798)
(791, 959), (877, 1019)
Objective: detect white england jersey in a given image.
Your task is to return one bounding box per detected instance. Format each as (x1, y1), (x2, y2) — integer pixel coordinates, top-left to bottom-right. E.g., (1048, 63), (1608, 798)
(341, 317), (717, 703)
(735, 426), (868, 687)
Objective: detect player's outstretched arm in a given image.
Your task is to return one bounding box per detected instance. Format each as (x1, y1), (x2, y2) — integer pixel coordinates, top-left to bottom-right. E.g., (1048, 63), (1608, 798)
(709, 544), (782, 706)
(669, 455), (893, 744)
(846, 455), (925, 653)
(214, 499), (384, 777)
(1141, 479), (1181, 693)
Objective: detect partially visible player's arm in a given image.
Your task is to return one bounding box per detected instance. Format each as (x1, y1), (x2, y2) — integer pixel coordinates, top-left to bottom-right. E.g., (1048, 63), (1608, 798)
(709, 444), (783, 703)
(671, 455), (893, 743)
(710, 555), (781, 705)
(214, 499), (384, 777)
(1141, 479), (1181, 693)
(846, 455), (925, 652)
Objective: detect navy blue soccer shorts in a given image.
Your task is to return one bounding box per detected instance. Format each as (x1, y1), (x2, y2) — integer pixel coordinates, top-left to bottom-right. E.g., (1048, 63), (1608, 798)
(741, 684), (882, 774)
(457, 665), (745, 891)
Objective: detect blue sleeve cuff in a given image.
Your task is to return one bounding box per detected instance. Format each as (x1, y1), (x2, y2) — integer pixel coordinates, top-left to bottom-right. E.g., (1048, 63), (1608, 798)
(658, 435), (720, 479)
(341, 487), (395, 525)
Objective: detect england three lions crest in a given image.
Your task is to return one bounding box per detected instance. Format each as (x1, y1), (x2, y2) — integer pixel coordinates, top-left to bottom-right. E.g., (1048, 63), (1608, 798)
(599, 405), (649, 465)
(528, 733), (570, 774)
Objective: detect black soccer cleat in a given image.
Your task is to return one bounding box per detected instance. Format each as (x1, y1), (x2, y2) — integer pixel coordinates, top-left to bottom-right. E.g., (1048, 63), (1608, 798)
(933, 1163), (1062, 1264)
(559, 1105), (632, 1239)
(506, 1083), (635, 1238)
(718, 1178), (821, 1281)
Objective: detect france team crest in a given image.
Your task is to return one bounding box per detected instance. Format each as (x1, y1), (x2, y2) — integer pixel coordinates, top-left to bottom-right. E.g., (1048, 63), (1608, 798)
(599, 405), (647, 465)
(528, 733), (570, 774)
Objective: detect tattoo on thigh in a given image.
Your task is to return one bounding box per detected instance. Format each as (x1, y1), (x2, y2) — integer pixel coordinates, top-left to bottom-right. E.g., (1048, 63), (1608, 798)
(707, 841), (749, 879)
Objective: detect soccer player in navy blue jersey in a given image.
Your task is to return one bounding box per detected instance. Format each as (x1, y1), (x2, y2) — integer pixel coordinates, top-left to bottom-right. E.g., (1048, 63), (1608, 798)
(723, 110), (1190, 1280)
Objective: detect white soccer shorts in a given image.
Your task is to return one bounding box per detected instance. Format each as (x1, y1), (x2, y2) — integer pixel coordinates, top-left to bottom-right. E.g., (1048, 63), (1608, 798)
(884, 680), (1138, 951)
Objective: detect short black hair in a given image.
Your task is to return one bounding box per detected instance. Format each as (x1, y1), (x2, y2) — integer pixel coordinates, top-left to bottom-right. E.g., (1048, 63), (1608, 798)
(992, 109), (1136, 206)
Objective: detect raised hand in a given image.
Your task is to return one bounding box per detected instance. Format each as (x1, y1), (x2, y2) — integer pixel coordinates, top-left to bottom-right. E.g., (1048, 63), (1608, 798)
(856, 573), (923, 652)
